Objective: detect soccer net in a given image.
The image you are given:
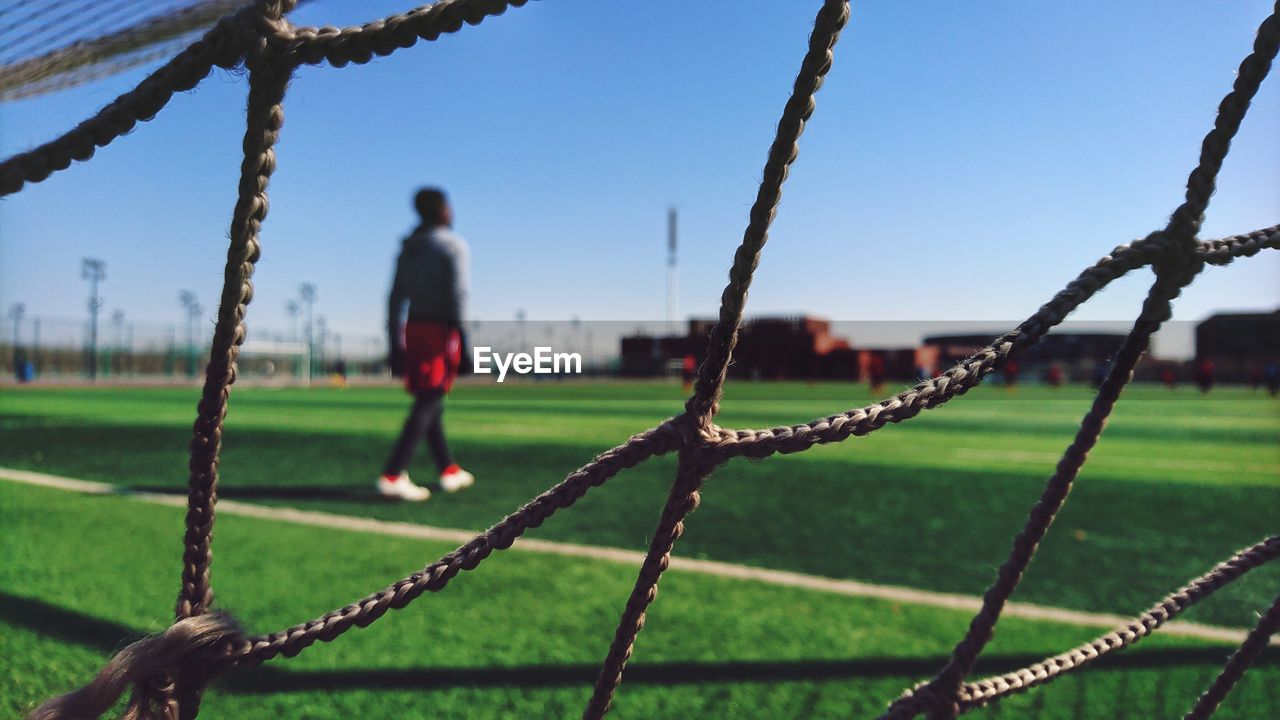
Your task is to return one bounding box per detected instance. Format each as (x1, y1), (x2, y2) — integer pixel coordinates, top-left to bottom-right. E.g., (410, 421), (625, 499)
(4, 1), (1278, 719)
(0, 0), (261, 102)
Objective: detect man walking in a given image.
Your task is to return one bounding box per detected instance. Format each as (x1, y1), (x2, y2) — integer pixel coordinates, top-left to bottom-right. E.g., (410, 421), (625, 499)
(378, 187), (475, 501)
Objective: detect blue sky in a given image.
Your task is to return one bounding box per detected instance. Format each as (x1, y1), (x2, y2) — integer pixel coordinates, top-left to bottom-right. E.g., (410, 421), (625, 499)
(2, 0), (1277, 358)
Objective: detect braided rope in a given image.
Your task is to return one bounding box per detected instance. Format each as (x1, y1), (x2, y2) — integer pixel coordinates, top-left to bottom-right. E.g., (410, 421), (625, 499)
(1184, 592), (1280, 720)
(687, 0), (851, 429)
(585, 3), (852, 713)
(0, 0), (145, 64)
(177, 0), (295, 624)
(880, 536), (1280, 717)
(2, 37), (193, 102)
(0, 0), (521, 195)
(0, 0), (252, 102)
(267, 0), (531, 68)
(884, 6), (1280, 716)
(219, 422), (681, 667)
(583, 447), (721, 719)
(9, 1), (1279, 718)
(907, 249), (1211, 720)
(700, 225), (1276, 462)
(27, 613), (244, 720)
(0, 11), (247, 196)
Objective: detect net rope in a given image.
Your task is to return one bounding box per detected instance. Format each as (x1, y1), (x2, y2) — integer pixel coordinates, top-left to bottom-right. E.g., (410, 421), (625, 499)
(5, 1), (1278, 718)
(0, 0), (264, 102)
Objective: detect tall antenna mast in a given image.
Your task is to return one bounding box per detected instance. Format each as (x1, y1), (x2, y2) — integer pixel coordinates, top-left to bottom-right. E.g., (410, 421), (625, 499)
(666, 207), (678, 327)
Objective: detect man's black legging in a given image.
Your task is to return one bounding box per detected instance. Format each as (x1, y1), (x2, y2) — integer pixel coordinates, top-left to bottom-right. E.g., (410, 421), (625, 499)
(383, 389), (454, 477)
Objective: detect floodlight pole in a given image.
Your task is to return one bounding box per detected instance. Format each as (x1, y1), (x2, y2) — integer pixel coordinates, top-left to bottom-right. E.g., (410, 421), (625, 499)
(81, 258), (105, 381)
(8, 303), (24, 375)
(32, 318), (41, 374)
(179, 290), (201, 378)
(667, 206), (678, 330)
(299, 283), (316, 379)
(286, 299), (300, 342)
(112, 309), (126, 375)
(316, 315), (327, 373)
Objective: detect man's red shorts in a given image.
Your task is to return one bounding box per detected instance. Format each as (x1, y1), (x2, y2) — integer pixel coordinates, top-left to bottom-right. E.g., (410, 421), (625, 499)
(403, 320), (461, 394)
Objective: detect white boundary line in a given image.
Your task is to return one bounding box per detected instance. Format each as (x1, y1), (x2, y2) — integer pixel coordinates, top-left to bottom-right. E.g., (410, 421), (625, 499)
(0, 466), (1263, 646)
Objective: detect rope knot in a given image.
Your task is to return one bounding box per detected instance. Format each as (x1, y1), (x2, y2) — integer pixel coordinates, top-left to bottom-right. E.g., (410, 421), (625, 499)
(661, 413), (702, 450)
(223, 1), (296, 63)
(1137, 230), (1205, 290)
(28, 613), (246, 720)
(662, 412), (734, 457)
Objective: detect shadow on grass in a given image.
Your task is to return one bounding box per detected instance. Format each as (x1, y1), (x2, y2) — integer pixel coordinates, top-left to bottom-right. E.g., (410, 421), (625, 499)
(3, 421), (1276, 630)
(5, 590), (1275, 693)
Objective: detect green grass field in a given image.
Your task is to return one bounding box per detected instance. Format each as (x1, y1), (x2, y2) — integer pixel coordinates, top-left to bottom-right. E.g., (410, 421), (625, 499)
(1, 380), (1277, 718)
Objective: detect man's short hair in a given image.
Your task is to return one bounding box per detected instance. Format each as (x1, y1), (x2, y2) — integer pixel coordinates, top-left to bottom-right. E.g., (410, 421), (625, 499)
(414, 187), (449, 224)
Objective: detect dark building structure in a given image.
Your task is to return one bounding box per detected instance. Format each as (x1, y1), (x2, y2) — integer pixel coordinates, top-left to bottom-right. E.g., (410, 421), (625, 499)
(921, 331), (1128, 382)
(619, 333), (702, 377)
(621, 316), (863, 380)
(1196, 310), (1280, 361)
(621, 317), (937, 382)
(621, 312), (1279, 385)
(923, 332), (1128, 367)
(858, 348), (921, 382)
(1195, 309), (1279, 383)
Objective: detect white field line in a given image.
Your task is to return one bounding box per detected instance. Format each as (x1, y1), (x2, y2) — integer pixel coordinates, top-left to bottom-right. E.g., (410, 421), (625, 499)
(0, 466), (1267, 647)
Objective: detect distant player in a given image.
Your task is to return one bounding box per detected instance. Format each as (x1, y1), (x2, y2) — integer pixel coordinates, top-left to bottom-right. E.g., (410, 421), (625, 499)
(1003, 358), (1020, 392)
(681, 353), (696, 392)
(1090, 360), (1108, 389)
(331, 358), (349, 389)
(378, 187), (476, 501)
(1194, 357), (1215, 394)
(1045, 364), (1063, 388)
(867, 353), (885, 395)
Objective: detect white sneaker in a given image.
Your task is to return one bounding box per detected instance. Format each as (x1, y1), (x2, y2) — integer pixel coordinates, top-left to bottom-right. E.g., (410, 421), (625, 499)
(439, 467), (475, 493)
(377, 474), (431, 502)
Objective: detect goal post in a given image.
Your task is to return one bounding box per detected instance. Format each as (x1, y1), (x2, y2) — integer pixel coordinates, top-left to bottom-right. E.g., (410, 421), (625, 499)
(238, 340), (311, 387)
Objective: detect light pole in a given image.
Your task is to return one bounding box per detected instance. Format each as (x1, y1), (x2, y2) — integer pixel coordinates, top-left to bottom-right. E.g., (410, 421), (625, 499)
(81, 258), (105, 381)
(180, 290), (202, 378)
(32, 317), (41, 375)
(667, 206), (678, 329)
(316, 315), (327, 375)
(112, 309), (126, 375)
(299, 283), (316, 373)
(286, 300), (301, 342)
(8, 303), (24, 378)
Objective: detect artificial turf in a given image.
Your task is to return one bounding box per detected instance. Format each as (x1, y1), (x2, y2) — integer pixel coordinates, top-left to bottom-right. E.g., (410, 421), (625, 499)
(4, 481), (1278, 719)
(1, 380), (1277, 717)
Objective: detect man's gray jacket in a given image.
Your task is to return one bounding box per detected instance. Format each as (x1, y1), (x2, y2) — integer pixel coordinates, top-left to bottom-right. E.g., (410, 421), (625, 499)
(388, 225), (470, 339)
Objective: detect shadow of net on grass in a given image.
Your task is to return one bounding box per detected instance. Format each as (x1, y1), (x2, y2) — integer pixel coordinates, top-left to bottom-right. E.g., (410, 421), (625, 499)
(4, 1), (1279, 719)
